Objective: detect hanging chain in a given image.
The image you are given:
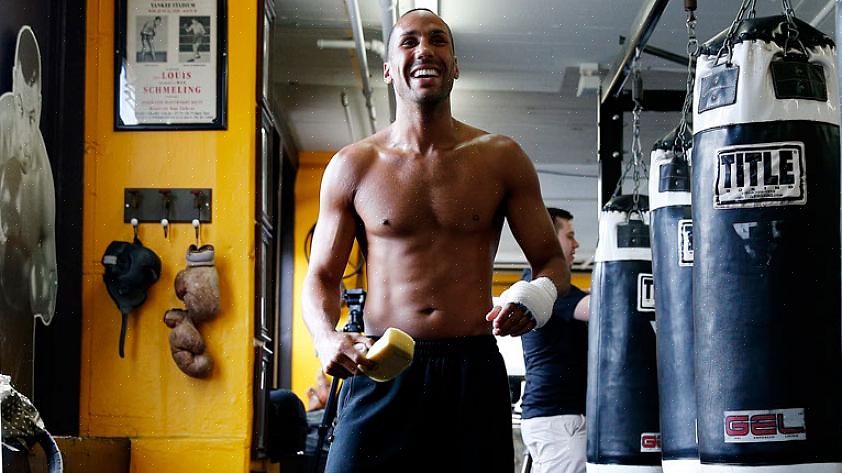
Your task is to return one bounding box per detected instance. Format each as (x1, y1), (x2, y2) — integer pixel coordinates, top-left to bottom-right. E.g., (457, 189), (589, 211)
(716, 0), (756, 66)
(630, 48), (644, 213)
(781, 0), (806, 56)
(608, 48), (648, 216)
(674, 6), (698, 158)
(782, 0), (796, 22)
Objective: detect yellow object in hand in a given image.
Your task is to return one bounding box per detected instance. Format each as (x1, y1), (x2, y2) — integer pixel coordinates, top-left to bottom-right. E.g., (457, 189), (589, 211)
(358, 327), (415, 382)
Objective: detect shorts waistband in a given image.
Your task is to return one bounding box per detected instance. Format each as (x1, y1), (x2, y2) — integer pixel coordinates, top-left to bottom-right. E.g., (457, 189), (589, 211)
(407, 335), (499, 357)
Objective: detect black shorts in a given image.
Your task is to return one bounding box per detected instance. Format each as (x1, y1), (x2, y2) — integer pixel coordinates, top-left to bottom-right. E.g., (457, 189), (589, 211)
(325, 336), (514, 473)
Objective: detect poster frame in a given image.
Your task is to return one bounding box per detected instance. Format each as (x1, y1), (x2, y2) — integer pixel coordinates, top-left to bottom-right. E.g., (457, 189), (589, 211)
(114, 0), (228, 131)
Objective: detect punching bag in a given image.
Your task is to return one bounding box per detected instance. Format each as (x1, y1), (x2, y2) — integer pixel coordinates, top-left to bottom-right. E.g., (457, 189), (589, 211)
(648, 131), (699, 473)
(693, 15), (842, 472)
(587, 195), (661, 473)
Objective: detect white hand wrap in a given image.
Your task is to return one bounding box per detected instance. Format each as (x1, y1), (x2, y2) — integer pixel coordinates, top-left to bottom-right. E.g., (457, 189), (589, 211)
(498, 277), (557, 329)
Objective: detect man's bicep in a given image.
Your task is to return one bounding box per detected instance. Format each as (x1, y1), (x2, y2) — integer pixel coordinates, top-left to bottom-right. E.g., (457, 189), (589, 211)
(307, 160), (359, 283)
(504, 156), (559, 266)
(308, 208), (357, 284)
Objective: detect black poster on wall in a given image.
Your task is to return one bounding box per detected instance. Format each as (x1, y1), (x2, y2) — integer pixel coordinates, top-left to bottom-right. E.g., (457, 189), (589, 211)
(0, 0), (85, 435)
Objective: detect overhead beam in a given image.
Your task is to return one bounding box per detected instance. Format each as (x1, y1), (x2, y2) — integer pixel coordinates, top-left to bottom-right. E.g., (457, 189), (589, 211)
(597, 88), (685, 212)
(601, 0), (671, 104)
(615, 89), (686, 112)
(597, 94), (624, 210)
(619, 35), (688, 66)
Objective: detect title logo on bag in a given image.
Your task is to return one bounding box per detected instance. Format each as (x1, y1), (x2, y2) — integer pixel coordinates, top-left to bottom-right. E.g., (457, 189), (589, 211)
(678, 219), (694, 267)
(640, 432), (662, 452)
(637, 273), (655, 312)
(724, 408), (806, 443)
(715, 142), (806, 209)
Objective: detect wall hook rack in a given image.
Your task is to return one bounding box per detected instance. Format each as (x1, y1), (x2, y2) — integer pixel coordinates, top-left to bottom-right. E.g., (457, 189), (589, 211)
(124, 188), (213, 224)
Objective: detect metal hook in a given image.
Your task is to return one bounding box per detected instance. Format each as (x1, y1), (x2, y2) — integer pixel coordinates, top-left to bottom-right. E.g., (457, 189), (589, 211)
(131, 218), (139, 241)
(160, 190), (172, 239)
(190, 189), (206, 246)
(192, 219), (200, 246)
(126, 190), (141, 240)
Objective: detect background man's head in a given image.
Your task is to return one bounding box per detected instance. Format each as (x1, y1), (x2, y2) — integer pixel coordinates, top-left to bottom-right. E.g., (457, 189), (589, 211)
(384, 8), (459, 105)
(547, 207), (578, 269)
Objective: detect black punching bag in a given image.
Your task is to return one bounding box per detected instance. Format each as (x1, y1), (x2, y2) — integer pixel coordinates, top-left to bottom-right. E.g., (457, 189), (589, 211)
(693, 16), (842, 472)
(587, 195), (661, 473)
(648, 131), (699, 473)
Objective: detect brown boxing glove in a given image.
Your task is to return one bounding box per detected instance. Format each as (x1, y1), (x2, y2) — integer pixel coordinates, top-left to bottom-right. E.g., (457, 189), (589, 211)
(163, 308), (213, 378)
(174, 244), (220, 323)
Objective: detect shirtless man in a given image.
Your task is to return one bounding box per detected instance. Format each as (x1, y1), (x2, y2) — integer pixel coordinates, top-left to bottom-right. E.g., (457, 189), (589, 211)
(302, 9), (569, 473)
(184, 18), (206, 62)
(0, 26), (57, 397)
(140, 17), (161, 62)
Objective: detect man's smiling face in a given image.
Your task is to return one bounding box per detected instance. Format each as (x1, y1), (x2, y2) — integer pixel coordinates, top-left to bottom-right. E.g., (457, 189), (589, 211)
(384, 10), (459, 106)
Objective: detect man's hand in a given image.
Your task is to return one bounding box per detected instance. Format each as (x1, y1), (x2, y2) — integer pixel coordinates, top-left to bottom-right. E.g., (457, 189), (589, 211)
(314, 331), (376, 378)
(485, 303), (536, 337)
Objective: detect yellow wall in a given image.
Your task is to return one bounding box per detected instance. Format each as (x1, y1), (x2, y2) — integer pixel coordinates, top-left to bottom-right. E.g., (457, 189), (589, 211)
(291, 151), (334, 403)
(82, 1), (257, 472)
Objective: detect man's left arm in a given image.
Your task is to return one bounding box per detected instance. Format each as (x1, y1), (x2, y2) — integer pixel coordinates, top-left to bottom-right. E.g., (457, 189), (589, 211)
(486, 139), (570, 336)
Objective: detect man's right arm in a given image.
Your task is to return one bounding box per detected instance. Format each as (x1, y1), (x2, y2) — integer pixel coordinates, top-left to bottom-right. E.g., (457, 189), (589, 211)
(573, 295), (590, 322)
(302, 150), (374, 378)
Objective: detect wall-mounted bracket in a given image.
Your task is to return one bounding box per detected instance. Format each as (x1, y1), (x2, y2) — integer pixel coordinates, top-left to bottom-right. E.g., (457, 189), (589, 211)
(124, 188), (212, 223)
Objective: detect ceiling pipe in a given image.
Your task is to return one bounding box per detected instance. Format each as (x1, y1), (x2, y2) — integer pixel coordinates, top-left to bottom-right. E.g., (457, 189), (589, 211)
(317, 39), (386, 58)
(340, 91), (357, 142)
(346, 0), (378, 135)
(810, 0), (834, 27)
(379, 0), (398, 122)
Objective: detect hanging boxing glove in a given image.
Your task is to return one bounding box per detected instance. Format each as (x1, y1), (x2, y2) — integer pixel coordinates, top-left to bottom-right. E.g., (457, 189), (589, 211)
(164, 244), (220, 378)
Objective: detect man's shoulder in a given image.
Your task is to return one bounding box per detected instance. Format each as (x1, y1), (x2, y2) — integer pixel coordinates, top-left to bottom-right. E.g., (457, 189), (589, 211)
(326, 139), (380, 176)
(456, 123), (522, 153)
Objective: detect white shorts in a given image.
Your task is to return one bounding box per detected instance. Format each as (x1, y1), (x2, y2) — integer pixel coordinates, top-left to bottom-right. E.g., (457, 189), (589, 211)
(521, 414), (587, 473)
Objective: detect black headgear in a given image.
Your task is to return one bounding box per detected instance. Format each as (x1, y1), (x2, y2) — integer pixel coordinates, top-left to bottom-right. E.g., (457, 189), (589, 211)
(101, 238), (161, 357)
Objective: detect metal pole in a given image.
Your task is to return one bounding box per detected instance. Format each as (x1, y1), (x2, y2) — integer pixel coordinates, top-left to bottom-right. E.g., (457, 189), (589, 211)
(601, 0), (671, 104)
(811, 0), (834, 26)
(346, 0), (378, 135)
(597, 91), (624, 211)
(341, 91), (357, 142)
(380, 0), (398, 122)
(619, 35), (688, 66)
(836, 0), (842, 354)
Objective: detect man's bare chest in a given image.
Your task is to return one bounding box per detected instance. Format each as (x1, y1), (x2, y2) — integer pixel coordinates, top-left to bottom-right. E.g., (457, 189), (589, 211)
(354, 157), (505, 236)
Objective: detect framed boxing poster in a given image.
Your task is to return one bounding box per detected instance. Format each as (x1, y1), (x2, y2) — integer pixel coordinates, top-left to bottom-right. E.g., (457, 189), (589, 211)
(114, 0), (228, 130)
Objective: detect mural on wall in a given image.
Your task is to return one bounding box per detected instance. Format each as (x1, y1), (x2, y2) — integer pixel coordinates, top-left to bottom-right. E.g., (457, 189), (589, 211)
(0, 25), (58, 392)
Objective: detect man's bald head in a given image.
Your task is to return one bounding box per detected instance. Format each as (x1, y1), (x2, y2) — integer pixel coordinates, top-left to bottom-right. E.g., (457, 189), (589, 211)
(388, 8), (455, 55)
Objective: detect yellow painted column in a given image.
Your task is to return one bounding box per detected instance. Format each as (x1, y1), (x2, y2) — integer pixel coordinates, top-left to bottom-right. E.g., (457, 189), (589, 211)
(291, 151), (334, 403)
(82, 0), (257, 471)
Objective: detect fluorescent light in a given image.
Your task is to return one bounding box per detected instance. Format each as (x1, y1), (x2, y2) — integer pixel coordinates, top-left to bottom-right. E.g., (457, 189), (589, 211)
(414, 0), (439, 15)
(399, 0), (439, 15)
